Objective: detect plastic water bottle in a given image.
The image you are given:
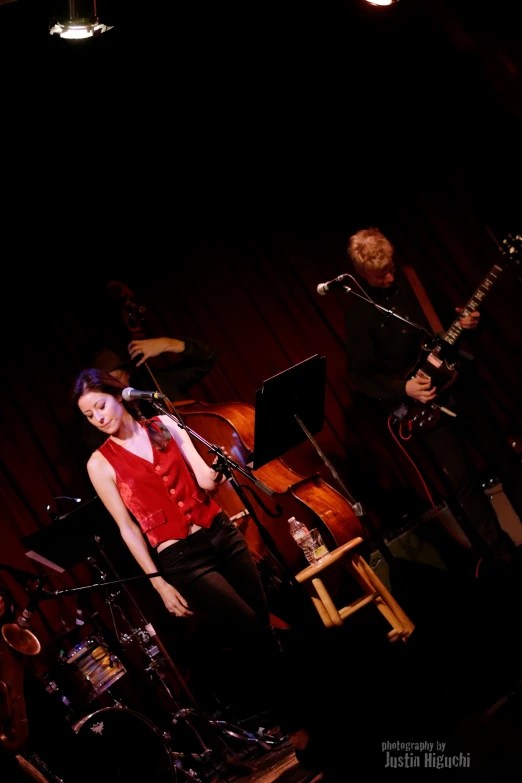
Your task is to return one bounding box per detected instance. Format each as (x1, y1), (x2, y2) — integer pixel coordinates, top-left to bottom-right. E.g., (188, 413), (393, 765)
(288, 516), (329, 565)
(288, 516), (310, 546)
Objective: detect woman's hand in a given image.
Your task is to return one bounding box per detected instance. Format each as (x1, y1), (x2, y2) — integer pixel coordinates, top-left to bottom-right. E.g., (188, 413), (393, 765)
(128, 337), (185, 367)
(155, 581), (193, 617)
(456, 308), (480, 330)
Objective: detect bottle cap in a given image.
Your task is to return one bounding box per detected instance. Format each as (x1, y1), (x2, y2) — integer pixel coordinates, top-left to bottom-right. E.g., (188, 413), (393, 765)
(288, 516), (296, 522)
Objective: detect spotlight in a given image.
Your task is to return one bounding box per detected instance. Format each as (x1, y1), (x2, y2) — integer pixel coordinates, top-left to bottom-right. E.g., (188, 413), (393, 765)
(49, 0), (113, 39)
(365, 0), (398, 6)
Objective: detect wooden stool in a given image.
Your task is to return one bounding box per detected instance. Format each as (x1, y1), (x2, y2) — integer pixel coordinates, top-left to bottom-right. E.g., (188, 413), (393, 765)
(295, 537), (415, 642)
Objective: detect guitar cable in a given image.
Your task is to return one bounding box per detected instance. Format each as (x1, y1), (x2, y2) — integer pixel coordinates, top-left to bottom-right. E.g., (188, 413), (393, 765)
(387, 415), (475, 556)
(388, 415), (437, 511)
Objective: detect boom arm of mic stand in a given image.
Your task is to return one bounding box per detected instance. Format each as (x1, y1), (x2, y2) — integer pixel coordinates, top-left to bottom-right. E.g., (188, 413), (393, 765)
(342, 280), (435, 340)
(38, 567), (196, 598)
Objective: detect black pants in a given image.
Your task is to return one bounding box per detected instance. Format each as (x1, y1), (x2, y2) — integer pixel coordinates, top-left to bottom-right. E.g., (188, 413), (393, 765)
(157, 512), (300, 732)
(418, 382), (522, 563)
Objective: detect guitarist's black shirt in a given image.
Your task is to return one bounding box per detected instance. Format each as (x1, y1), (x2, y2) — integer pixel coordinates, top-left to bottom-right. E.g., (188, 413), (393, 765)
(344, 267), (438, 401)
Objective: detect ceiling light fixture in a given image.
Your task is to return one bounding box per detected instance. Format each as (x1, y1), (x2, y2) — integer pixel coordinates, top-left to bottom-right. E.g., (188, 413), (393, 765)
(49, 0), (113, 39)
(364, 0), (398, 6)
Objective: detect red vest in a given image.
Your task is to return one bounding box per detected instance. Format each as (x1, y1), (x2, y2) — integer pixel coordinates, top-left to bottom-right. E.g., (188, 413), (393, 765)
(98, 421), (221, 547)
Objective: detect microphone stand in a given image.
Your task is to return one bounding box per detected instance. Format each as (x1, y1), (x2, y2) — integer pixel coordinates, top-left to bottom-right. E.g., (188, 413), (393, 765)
(150, 399), (304, 591)
(341, 276), (435, 341)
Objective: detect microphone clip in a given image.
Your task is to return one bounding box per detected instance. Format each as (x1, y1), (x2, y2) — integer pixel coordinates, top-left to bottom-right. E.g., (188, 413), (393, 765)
(209, 448), (231, 478)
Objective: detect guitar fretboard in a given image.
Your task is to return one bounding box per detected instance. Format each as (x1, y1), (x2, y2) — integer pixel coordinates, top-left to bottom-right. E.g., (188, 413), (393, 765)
(443, 263), (504, 346)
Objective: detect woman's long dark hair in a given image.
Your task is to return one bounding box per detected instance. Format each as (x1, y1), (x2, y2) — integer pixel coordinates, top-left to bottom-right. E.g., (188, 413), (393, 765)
(73, 368), (171, 451)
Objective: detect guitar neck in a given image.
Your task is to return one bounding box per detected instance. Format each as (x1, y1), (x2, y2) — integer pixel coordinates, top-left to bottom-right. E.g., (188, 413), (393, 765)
(442, 262), (505, 346)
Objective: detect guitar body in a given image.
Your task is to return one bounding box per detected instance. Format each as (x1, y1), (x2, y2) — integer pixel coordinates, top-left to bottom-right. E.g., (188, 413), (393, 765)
(387, 342), (459, 431)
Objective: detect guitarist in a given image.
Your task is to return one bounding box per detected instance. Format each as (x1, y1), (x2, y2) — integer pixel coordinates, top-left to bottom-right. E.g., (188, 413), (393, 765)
(344, 227), (522, 574)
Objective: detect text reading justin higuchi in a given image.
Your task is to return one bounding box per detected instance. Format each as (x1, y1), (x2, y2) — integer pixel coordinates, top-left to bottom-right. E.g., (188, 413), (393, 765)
(382, 743), (471, 769)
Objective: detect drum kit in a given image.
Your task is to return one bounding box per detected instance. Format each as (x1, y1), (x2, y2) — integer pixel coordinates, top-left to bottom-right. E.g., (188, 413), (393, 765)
(40, 623), (192, 783)
(16, 500), (283, 783)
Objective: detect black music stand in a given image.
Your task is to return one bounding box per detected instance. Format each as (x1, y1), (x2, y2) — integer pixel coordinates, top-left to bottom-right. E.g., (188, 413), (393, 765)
(21, 497), (132, 643)
(253, 355), (396, 568)
(253, 354), (326, 470)
(22, 496), (115, 571)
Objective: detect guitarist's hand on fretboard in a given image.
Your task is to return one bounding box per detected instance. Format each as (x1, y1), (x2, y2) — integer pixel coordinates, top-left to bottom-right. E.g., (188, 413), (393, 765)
(455, 307), (480, 330)
(405, 375), (437, 404)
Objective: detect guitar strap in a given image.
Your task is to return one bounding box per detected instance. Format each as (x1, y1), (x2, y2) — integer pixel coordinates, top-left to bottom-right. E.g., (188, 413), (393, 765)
(402, 264), (444, 336)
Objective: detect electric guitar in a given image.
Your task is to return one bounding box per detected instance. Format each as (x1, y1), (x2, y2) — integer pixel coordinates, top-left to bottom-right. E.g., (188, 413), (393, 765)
(388, 234), (522, 431)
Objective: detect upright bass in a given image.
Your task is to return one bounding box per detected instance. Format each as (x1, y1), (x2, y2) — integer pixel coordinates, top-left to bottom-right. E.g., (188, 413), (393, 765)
(109, 282), (368, 620)
(173, 400), (367, 576)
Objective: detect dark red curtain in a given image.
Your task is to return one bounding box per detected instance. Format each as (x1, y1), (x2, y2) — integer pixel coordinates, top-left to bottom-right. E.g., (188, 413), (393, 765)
(1, 0), (521, 650)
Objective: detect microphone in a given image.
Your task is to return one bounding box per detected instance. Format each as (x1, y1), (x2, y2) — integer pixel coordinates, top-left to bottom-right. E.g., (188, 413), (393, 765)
(316, 274), (350, 295)
(16, 576), (49, 629)
(122, 387), (167, 401)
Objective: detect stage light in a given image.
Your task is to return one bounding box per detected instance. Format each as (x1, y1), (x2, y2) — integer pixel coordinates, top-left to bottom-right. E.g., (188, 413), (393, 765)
(49, 0), (113, 39)
(364, 0), (398, 6)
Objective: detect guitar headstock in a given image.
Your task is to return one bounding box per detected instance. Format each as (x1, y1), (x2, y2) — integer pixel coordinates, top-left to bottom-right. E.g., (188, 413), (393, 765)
(500, 234), (522, 268)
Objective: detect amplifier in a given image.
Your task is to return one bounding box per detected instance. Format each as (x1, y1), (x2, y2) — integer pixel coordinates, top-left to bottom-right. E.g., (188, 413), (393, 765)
(485, 482), (522, 546)
(370, 485), (522, 591)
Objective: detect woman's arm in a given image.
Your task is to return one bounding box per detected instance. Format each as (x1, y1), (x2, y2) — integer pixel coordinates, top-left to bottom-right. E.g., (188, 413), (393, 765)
(158, 415), (228, 490)
(86, 453), (193, 616)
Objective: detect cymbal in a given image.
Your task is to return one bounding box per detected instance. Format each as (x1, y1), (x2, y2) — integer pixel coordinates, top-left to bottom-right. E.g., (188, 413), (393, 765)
(1, 624), (41, 656)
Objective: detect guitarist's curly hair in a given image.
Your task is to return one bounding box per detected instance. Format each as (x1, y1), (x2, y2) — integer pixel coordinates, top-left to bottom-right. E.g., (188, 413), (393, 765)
(347, 227), (394, 272)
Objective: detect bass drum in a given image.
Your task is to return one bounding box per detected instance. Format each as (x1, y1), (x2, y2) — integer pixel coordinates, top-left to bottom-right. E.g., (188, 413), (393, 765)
(72, 707), (175, 783)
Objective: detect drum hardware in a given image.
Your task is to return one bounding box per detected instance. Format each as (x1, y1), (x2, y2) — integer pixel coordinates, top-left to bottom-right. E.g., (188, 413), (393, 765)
(170, 710), (275, 751)
(20, 750), (66, 783)
(17, 520), (275, 783)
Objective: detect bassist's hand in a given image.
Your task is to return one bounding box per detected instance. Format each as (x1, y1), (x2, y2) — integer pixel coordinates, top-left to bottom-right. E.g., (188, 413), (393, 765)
(406, 377), (437, 403)
(128, 337), (186, 367)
